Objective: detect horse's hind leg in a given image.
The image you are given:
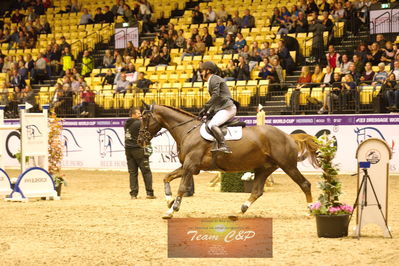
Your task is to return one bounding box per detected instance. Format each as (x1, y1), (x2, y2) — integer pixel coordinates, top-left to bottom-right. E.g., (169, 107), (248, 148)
(280, 165), (312, 203)
(163, 167), (184, 207)
(241, 165), (278, 213)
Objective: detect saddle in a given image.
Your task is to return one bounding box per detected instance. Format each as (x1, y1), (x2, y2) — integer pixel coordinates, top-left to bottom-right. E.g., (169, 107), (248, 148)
(200, 118), (246, 141)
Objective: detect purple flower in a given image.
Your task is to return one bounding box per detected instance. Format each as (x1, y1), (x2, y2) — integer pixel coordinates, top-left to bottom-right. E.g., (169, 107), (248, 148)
(310, 202), (321, 210)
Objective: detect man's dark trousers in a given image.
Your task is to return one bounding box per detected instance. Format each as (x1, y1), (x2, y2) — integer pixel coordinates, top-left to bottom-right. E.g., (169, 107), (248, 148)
(126, 148), (154, 197)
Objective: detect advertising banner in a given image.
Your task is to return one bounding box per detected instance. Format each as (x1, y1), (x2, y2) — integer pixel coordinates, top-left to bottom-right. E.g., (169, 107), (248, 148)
(2, 114), (399, 173)
(114, 27), (139, 49)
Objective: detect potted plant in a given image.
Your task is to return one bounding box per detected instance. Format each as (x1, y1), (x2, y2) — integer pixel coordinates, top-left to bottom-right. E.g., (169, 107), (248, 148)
(309, 134), (353, 238)
(48, 112), (66, 196)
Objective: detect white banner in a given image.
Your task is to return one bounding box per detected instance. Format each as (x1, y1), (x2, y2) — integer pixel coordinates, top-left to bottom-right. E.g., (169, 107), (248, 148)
(370, 8), (399, 34)
(114, 27), (139, 49)
(2, 115), (399, 173)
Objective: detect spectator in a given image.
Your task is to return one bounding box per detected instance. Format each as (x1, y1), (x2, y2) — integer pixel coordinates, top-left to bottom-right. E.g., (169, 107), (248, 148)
(241, 9), (255, 29)
(0, 29), (10, 44)
(248, 41), (262, 70)
(384, 73), (399, 110)
(353, 54), (365, 75)
(367, 42), (383, 66)
(17, 61), (28, 80)
(295, 11), (308, 33)
(260, 42), (271, 58)
(341, 74), (357, 108)
(307, 0), (319, 14)
(59, 36), (71, 53)
(372, 62), (388, 86)
(124, 63), (138, 83)
(321, 65), (334, 86)
(124, 41), (138, 59)
(147, 46), (162, 66)
(115, 72), (131, 93)
(34, 0), (45, 16)
(102, 69), (116, 86)
(9, 87), (24, 117)
(359, 62), (375, 83)
(311, 65), (325, 84)
(94, 7), (105, 24)
(81, 50), (93, 77)
(268, 48), (279, 62)
(205, 6), (216, 23)
(103, 49), (114, 68)
(103, 6), (114, 23)
(270, 8), (283, 27)
(139, 0), (153, 33)
(319, 0), (331, 13)
(193, 35), (206, 55)
(61, 47), (75, 76)
(332, 2), (345, 22)
(239, 45), (250, 62)
(21, 85), (36, 110)
(221, 34), (235, 54)
(381, 41), (395, 66)
(71, 0), (82, 12)
(271, 58), (284, 83)
(175, 29), (186, 49)
(217, 4), (228, 22)
(376, 34), (386, 48)
(72, 85), (95, 116)
(25, 54), (35, 75)
(190, 28), (199, 42)
(233, 32), (246, 52)
(232, 11), (242, 27)
(339, 54), (352, 74)
(392, 60), (399, 80)
(123, 4), (138, 25)
(318, 73), (343, 114)
(355, 43), (369, 64)
(225, 19), (238, 37)
(258, 57), (275, 81)
(135, 72), (155, 96)
(298, 66), (312, 84)
(160, 47), (171, 65)
(33, 53), (48, 84)
(348, 63), (361, 83)
(11, 10), (25, 23)
(201, 27), (213, 47)
(111, 0), (125, 17)
(9, 69), (26, 89)
(326, 45), (340, 69)
(223, 60), (237, 81)
(235, 56), (250, 80)
(70, 76), (80, 93)
(277, 39), (296, 74)
(192, 7), (204, 24)
(214, 19), (225, 38)
(308, 17), (325, 64)
(80, 8), (93, 25)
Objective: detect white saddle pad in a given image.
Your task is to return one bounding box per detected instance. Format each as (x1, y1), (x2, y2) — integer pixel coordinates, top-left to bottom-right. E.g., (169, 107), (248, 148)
(200, 124), (243, 141)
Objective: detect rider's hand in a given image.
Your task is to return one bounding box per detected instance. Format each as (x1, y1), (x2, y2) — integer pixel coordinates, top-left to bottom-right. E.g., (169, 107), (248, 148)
(198, 108), (206, 117)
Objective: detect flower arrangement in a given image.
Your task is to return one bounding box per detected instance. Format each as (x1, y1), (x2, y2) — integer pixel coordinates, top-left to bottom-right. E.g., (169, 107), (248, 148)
(309, 134), (352, 216)
(48, 111), (67, 186)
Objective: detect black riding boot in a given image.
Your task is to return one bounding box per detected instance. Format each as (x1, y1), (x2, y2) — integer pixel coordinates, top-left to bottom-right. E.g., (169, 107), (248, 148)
(210, 125), (232, 154)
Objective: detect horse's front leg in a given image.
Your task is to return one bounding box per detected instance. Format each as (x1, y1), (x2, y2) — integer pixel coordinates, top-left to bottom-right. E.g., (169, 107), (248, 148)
(163, 167), (184, 207)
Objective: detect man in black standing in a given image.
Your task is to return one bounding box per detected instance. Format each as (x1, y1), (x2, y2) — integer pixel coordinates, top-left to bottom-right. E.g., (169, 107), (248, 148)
(124, 107), (156, 199)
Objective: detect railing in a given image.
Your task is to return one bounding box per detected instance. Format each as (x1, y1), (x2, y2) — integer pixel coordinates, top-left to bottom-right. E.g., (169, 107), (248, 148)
(371, 11), (391, 34)
(70, 39), (83, 58)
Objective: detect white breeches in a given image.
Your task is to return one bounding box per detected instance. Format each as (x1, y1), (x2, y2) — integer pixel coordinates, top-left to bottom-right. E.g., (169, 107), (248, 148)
(208, 105), (237, 128)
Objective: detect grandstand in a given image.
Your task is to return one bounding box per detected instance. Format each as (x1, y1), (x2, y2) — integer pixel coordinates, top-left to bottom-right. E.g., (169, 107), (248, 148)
(0, 0), (398, 118)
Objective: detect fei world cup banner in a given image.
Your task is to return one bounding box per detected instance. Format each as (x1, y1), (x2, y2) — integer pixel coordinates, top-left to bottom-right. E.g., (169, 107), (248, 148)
(2, 114), (399, 173)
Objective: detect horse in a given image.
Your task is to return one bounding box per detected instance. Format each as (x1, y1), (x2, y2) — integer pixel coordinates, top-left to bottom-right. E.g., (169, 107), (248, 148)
(97, 128), (125, 158)
(138, 103), (320, 219)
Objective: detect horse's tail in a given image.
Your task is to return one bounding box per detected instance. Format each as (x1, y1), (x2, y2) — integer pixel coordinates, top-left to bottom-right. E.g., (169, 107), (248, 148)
(290, 133), (320, 168)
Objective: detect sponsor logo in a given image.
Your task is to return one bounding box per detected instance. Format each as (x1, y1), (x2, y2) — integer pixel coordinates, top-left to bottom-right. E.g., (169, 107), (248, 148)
(366, 149), (381, 164)
(62, 128), (83, 157)
(97, 128), (125, 158)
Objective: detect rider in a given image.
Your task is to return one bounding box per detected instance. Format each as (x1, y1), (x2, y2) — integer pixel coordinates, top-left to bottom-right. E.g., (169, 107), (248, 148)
(199, 61), (237, 154)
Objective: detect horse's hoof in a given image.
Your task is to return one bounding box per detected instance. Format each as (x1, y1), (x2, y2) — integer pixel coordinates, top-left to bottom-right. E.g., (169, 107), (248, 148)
(241, 204), (249, 213)
(162, 213), (173, 219)
(228, 215), (239, 221)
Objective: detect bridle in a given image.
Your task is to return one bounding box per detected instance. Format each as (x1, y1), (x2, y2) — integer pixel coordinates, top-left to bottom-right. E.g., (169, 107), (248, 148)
(138, 107), (199, 145)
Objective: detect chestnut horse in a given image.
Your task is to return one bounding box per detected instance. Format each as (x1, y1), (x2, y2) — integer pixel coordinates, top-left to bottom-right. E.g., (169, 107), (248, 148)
(138, 103), (319, 219)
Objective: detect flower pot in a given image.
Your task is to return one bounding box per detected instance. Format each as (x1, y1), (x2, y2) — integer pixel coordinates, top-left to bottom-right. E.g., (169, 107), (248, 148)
(243, 180), (254, 193)
(55, 183), (63, 196)
(316, 214), (349, 238)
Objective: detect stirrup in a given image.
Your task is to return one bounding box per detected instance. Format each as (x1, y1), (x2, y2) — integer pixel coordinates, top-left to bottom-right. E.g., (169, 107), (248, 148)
(211, 143), (232, 154)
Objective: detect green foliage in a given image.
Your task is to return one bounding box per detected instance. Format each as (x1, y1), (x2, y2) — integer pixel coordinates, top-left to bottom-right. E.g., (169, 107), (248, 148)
(221, 172), (245, 192)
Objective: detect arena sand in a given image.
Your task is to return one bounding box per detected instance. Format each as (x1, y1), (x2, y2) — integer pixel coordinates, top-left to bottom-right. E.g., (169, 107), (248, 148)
(0, 170), (398, 266)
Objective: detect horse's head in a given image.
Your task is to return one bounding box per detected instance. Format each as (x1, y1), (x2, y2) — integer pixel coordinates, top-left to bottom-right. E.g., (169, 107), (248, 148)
(137, 102), (162, 147)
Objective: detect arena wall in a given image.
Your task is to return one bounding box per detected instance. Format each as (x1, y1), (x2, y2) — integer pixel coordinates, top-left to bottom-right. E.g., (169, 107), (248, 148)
(3, 114), (399, 173)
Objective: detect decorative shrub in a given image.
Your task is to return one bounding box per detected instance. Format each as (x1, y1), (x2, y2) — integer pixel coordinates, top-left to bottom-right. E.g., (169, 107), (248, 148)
(221, 172), (245, 192)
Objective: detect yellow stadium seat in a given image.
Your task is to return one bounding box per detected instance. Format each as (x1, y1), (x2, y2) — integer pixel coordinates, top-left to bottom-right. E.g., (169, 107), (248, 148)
(299, 88), (311, 105)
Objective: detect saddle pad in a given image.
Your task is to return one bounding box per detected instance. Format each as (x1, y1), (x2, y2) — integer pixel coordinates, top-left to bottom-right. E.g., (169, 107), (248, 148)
(200, 124), (243, 141)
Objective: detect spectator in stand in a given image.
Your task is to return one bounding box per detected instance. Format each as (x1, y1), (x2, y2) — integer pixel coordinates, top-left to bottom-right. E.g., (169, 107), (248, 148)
(326, 45), (340, 69)
(147, 46), (162, 66)
(123, 4), (138, 25)
(114, 55), (125, 72)
(291, 66), (312, 110)
(59, 36), (71, 53)
(94, 7), (105, 24)
(192, 6), (204, 24)
(193, 35), (206, 55)
(295, 11), (308, 33)
(339, 54), (352, 74)
(217, 4), (228, 22)
(355, 43), (369, 64)
(341, 74), (357, 108)
(277, 39), (295, 74)
(223, 60), (237, 81)
(175, 29), (186, 49)
(367, 42), (383, 66)
(311, 65), (325, 85)
(0, 29), (10, 44)
(232, 11), (242, 28)
(8, 26), (19, 49)
(205, 6), (216, 23)
(236, 55), (250, 80)
(115, 72), (131, 93)
(72, 85), (95, 116)
(225, 19), (238, 37)
(61, 47), (74, 76)
(160, 46), (171, 65)
(124, 41), (138, 59)
(384, 73), (399, 110)
(321, 65), (334, 86)
(381, 41), (395, 66)
(290, 5), (300, 17)
(102, 69), (115, 86)
(271, 58), (284, 84)
(348, 63), (361, 83)
(138, 40), (152, 58)
(353, 54), (365, 75)
(233, 32), (246, 52)
(359, 62), (375, 84)
(33, 52), (47, 84)
(270, 8), (283, 27)
(308, 16), (325, 64)
(135, 72), (155, 96)
(124, 63), (138, 83)
(319, 0), (331, 13)
(258, 57), (275, 82)
(80, 8), (93, 25)
(318, 73), (342, 114)
(222, 34), (235, 54)
(71, 0), (82, 12)
(332, 2), (345, 22)
(376, 34), (386, 48)
(25, 54), (35, 76)
(298, 66), (312, 84)
(372, 62), (388, 86)
(11, 10), (25, 24)
(307, 0), (319, 14)
(268, 48), (279, 62)
(103, 49), (114, 68)
(201, 27), (213, 47)
(18, 61), (28, 80)
(214, 19), (225, 38)
(70, 76), (81, 93)
(139, 0), (153, 33)
(21, 84), (36, 110)
(248, 41), (262, 70)
(103, 6), (114, 23)
(260, 42), (271, 58)
(241, 9), (255, 29)
(344, 1), (360, 35)
(81, 50), (93, 77)
(392, 60), (399, 80)
(9, 69), (26, 90)
(111, 0), (125, 17)
(239, 45), (250, 62)
(17, 31), (27, 49)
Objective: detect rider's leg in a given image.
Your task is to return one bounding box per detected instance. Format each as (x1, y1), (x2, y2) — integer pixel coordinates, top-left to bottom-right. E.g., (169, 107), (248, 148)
(207, 105), (236, 153)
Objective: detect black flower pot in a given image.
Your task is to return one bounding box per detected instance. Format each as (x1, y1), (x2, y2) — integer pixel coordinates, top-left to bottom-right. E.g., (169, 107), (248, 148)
(316, 214), (350, 238)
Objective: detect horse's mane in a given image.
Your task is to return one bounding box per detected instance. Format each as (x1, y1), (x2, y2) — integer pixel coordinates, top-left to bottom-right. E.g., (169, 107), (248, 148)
(158, 105), (197, 118)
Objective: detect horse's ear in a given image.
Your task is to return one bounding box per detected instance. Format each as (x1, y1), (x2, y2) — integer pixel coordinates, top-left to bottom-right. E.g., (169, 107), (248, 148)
(142, 100), (150, 110)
